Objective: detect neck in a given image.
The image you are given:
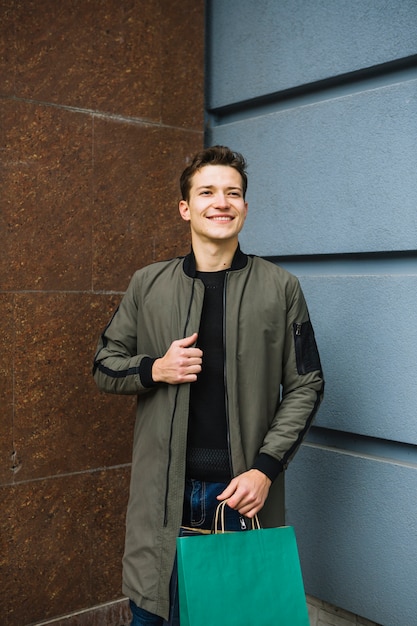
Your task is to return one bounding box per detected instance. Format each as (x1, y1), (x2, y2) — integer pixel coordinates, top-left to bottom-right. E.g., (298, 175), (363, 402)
(191, 238), (238, 272)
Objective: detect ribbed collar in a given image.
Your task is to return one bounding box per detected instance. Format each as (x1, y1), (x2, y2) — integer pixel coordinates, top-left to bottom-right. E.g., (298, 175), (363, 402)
(182, 244), (248, 278)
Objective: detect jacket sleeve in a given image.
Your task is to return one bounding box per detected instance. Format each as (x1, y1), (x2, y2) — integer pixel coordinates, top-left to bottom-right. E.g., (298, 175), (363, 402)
(253, 277), (324, 480)
(92, 272), (158, 395)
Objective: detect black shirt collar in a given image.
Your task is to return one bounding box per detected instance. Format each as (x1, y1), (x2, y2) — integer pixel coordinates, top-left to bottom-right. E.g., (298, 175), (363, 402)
(182, 245), (248, 278)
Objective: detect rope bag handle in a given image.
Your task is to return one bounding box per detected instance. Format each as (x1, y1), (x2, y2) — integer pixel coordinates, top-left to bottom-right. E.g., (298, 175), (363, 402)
(213, 500), (261, 534)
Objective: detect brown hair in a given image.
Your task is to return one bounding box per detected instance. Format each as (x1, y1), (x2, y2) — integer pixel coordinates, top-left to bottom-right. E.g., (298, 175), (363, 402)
(180, 145), (248, 201)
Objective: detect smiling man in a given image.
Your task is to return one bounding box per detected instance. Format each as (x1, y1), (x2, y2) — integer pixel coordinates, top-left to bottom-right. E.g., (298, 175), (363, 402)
(178, 163), (248, 261)
(93, 145), (324, 626)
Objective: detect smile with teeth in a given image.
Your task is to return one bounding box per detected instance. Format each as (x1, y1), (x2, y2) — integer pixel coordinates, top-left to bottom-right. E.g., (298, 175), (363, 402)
(208, 216), (234, 221)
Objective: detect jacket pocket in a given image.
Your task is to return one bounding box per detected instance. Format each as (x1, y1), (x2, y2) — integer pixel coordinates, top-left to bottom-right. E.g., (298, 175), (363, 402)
(293, 321), (322, 375)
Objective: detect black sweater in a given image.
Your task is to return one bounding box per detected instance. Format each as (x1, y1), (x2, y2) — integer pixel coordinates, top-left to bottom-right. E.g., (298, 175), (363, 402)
(186, 269), (231, 481)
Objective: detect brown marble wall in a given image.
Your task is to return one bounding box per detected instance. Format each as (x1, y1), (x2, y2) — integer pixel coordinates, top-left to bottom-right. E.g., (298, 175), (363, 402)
(0, 1), (204, 624)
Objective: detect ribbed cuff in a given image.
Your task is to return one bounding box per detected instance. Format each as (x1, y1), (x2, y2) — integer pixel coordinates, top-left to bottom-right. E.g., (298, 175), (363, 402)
(138, 357), (158, 388)
(251, 453), (284, 482)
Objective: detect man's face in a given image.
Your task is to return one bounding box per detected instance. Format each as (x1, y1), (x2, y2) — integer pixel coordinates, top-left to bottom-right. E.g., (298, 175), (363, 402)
(179, 165), (248, 245)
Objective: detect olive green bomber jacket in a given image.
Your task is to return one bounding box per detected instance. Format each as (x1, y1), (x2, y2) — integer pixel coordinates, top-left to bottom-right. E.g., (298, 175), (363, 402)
(93, 248), (324, 620)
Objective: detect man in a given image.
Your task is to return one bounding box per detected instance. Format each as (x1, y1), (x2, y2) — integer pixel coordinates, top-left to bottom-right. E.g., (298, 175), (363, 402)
(93, 145), (324, 625)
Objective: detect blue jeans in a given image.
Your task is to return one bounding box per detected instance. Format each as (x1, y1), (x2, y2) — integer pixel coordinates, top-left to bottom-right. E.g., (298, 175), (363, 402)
(182, 478), (248, 531)
(129, 480), (247, 625)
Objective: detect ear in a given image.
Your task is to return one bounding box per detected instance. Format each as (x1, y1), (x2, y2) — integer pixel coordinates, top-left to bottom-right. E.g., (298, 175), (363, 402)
(179, 200), (191, 222)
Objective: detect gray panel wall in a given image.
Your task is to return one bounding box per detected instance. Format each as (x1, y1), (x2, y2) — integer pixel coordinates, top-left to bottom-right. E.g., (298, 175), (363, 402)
(206, 2), (417, 625)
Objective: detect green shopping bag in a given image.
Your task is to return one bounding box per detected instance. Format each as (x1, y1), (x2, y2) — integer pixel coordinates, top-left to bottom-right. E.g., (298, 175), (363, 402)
(176, 502), (309, 626)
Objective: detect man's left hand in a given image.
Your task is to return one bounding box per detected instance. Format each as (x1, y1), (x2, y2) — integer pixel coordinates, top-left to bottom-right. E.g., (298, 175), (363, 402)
(217, 469), (272, 518)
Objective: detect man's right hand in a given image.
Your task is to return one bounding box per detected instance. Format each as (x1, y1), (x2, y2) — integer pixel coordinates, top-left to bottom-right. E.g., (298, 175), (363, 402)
(152, 332), (203, 384)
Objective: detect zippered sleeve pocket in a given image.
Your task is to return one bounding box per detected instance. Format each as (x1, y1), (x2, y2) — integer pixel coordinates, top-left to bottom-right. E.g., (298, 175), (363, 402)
(293, 320), (322, 375)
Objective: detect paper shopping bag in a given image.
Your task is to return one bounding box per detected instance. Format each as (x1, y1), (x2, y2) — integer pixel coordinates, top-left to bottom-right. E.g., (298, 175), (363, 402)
(176, 522), (310, 626)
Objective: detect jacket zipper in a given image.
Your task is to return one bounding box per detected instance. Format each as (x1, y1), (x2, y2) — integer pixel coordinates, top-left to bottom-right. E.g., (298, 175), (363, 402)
(294, 322), (305, 375)
(223, 271), (234, 479)
(163, 279), (196, 527)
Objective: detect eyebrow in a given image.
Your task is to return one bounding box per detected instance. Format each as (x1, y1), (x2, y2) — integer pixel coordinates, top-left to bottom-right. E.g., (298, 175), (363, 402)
(195, 185), (242, 192)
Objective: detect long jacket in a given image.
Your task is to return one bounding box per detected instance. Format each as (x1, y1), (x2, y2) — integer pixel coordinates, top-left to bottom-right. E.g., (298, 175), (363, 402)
(93, 248), (324, 620)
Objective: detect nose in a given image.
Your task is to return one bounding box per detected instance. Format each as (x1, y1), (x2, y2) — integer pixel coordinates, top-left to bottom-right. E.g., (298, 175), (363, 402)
(213, 192), (229, 209)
